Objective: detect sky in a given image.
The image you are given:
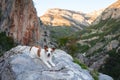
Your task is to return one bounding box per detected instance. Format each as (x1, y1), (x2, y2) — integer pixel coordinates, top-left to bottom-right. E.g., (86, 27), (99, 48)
(33, 0), (117, 16)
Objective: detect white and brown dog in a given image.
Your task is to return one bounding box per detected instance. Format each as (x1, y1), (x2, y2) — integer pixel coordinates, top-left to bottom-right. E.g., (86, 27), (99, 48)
(29, 45), (55, 68)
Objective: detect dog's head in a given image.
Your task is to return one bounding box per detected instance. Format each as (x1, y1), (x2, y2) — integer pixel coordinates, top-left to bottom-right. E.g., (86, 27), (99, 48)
(44, 45), (55, 57)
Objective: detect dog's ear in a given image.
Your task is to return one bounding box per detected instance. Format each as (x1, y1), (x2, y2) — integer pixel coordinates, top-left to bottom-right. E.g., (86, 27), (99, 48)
(37, 49), (40, 57)
(44, 45), (48, 50)
(52, 48), (56, 52)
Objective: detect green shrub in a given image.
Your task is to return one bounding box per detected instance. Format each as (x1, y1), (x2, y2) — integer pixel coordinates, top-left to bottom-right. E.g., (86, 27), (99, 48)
(73, 58), (88, 69)
(90, 70), (99, 80)
(66, 43), (79, 56)
(99, 49), (120, 80)
(57, 37), (69, 47)
(78, 44), (90, 53)
(0, 32), (15, 56)
(56, 36), (79, 56)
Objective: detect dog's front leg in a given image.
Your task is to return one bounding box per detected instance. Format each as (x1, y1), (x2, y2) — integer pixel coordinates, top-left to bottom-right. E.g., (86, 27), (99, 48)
(49, 58), (55, 67)
(43, 60), (51, 68)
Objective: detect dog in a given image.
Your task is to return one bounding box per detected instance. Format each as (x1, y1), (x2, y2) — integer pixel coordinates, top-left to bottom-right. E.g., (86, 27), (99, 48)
(29, 45), (55, 68)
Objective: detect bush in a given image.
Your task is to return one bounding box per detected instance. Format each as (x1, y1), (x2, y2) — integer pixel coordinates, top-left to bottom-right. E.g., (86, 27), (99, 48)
(66, 43), (79, 56)
(79, 45), (90, 53)
(0, 32), (15, 56)
(57, 37), (69, 47)
(99, 49), (120, 80)
(90, 70), (99, 80)
(56, 36), (79, 56)
(73, 58), (88, 69)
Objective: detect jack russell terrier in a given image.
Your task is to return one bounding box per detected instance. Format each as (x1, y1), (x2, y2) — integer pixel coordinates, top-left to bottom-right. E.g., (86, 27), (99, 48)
(29, 45), (55, 68)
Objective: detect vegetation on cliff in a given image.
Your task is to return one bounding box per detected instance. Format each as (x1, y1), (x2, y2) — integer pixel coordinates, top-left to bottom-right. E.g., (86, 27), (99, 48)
(0, 32), (15, 56)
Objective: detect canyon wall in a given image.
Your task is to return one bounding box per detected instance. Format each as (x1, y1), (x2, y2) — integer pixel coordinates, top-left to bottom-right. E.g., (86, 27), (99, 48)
(0, 0), (41, 45)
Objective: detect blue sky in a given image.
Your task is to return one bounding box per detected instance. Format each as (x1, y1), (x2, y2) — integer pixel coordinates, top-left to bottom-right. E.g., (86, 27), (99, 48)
(33, 0), (117, 16)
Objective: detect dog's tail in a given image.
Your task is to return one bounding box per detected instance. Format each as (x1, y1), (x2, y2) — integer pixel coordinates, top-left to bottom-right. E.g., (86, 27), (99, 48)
(29, 46), (33, 54)
(30, 47), (32, 51)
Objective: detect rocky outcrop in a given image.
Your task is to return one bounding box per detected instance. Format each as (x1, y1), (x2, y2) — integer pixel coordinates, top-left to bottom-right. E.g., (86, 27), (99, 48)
(104, 0), (120, 19)
(99, 73), (114, 80)
(40, 8), (103, 29)
(0, 0), (41, 45)
(0, 45), (113, 80)
(0, 46), (93, 80)
(93, 0), (120, 24)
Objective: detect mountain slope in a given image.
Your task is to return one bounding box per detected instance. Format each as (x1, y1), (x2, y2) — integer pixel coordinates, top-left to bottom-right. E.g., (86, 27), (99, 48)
(40, 8), (103, 30)
(72, 1), (120, 79)
(46, 1), (120, 80)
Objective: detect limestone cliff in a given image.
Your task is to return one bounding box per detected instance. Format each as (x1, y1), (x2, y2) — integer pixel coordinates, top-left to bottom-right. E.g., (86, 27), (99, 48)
(0, 0), (41, 45)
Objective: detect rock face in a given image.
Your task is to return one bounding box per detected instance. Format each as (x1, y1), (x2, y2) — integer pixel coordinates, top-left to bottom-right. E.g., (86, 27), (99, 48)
(0, 0), (41, 45)
(103, 0), (120, 19)
(0, 46), (93, 80)
(99, 73), (114, 80)
(40, 8), (103, 29)
(0, 45), (113, 80)
(93, 0), (120, 24)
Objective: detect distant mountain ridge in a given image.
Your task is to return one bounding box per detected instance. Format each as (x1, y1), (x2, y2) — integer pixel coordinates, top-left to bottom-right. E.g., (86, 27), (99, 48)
(40, 8), (104, 30)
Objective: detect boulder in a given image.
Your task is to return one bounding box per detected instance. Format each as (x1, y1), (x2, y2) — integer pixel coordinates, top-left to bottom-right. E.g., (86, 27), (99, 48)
(99, 73), (113, 80)
(0, 45), (94, 80)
